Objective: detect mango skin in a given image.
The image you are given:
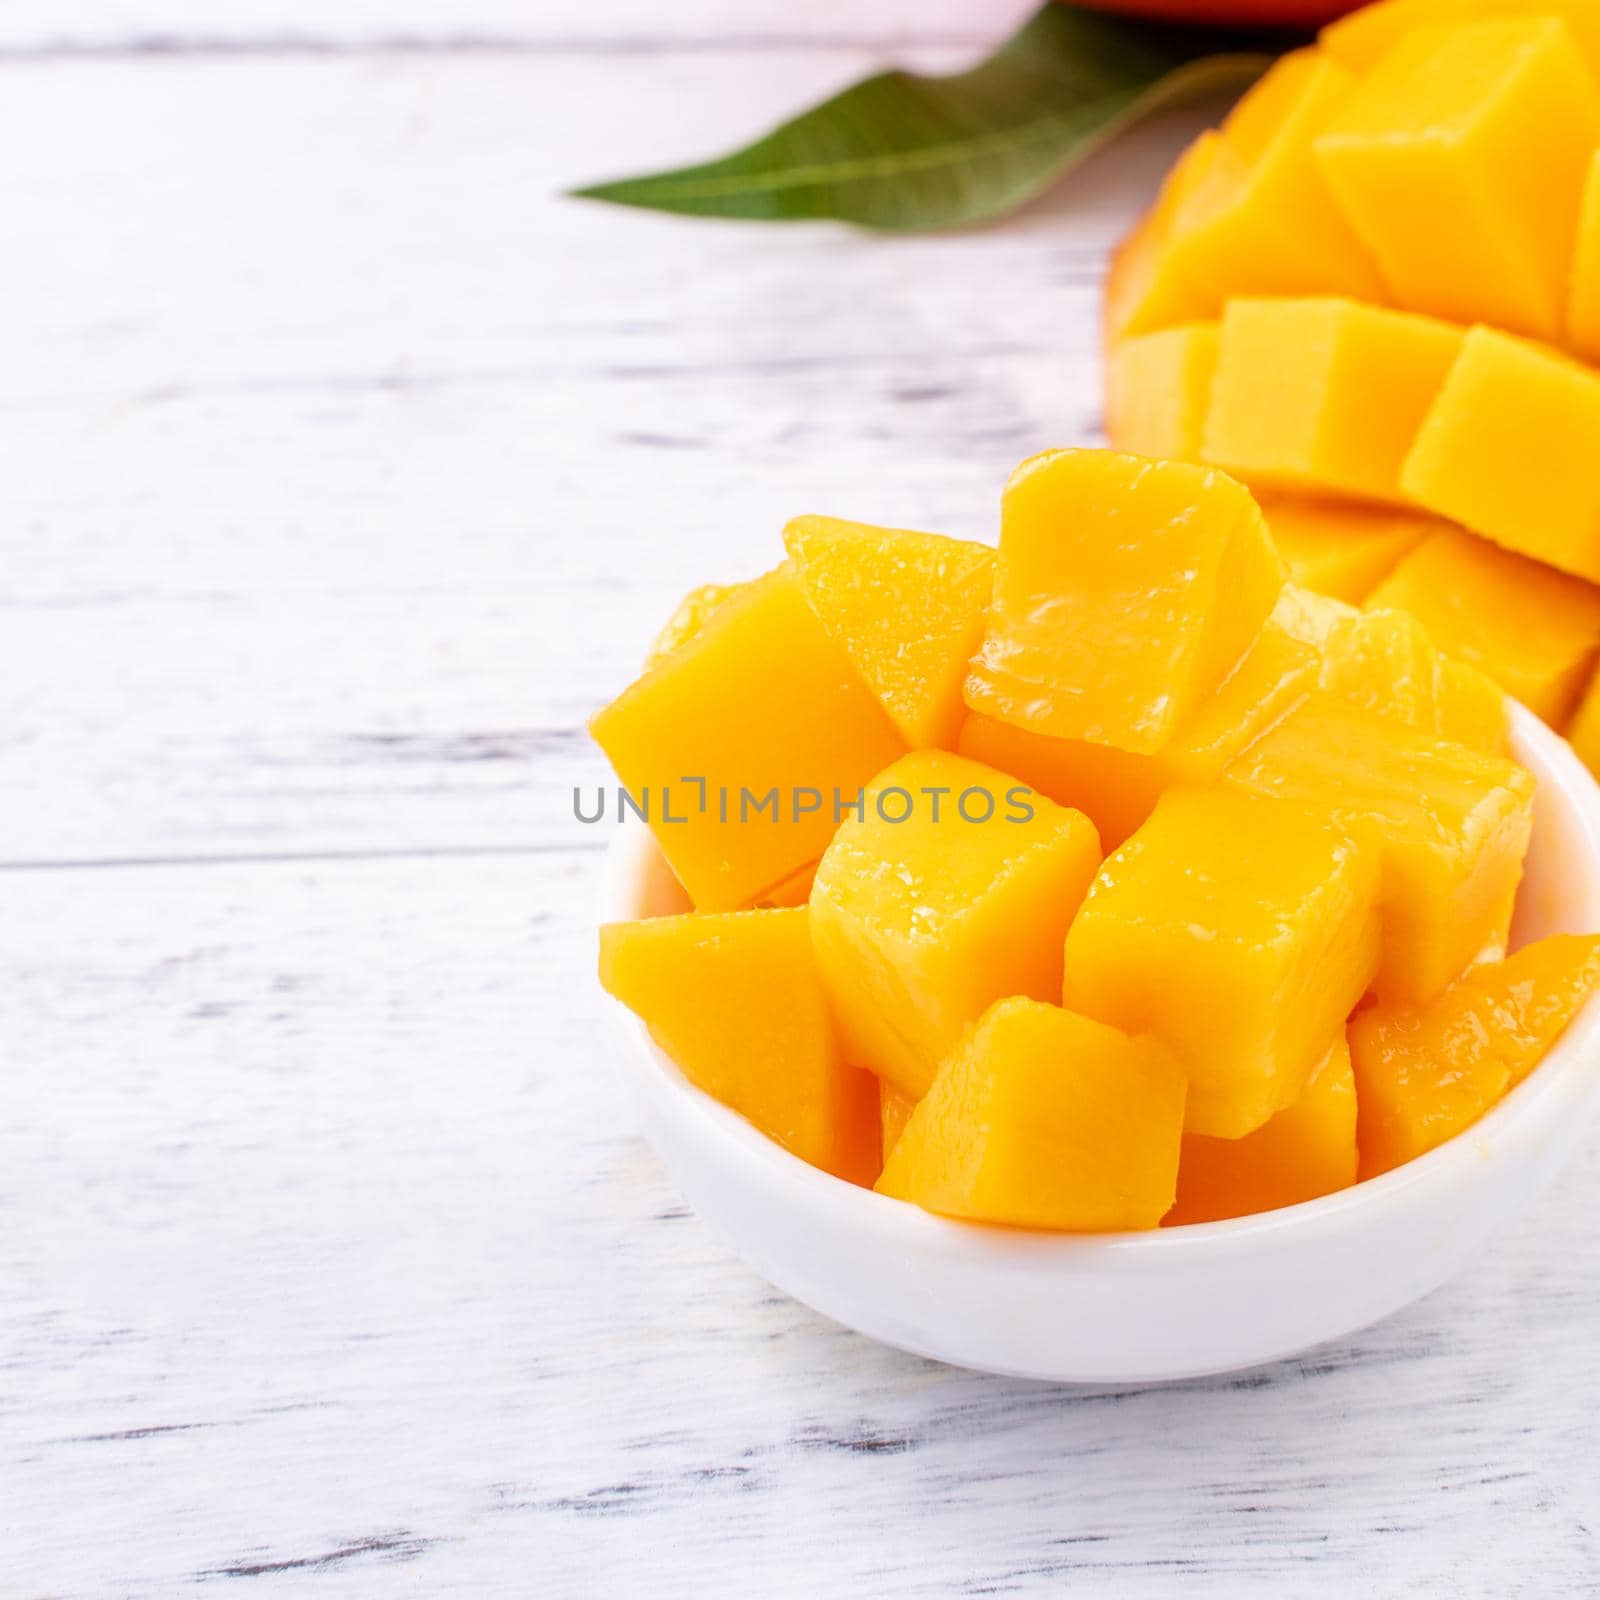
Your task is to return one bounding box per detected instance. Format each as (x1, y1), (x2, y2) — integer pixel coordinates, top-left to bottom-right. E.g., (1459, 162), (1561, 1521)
(876, 997), (1186, 1232)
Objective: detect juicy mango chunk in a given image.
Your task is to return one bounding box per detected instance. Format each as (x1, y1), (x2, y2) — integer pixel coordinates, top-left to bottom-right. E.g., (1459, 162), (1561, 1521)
(1351, 933), (1600, 1177)
(1569, 151), (1600, 363)
(958, 620), (1318, 848)
(965, 450), (1284, 754)
(1259, 497), (1432, 603)
(1166, 1035), (1358, 1226)
(1103, 323), (1218, 462)
(590, 566), (905, 911)
(1366, 525), (1600, 727)
(1224, 695), (1534, 1004)
(1153, 51), (1384, 316)
(1564, 666), (1600, 775)
(599, 908), (880, 1185)
(879, 1080), (917, 1163)
(1064, 787), (1381, 1138)
(875, 997), (1187, 1231)
(1274, 587), (1509, 754)
(809, 750), (1101, 1099)
(1315, 20), (1600, 341)
(1106, 131), (1227, 342)
(1402, 328), (1600, 586)
(782, 516), (993, 750)
(645, 581), (746, 670)
(1203, 297), (1463, 505)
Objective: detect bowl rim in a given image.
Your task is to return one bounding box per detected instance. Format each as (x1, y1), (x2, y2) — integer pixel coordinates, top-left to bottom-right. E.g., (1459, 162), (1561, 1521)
(599, 703), (1600, 1271)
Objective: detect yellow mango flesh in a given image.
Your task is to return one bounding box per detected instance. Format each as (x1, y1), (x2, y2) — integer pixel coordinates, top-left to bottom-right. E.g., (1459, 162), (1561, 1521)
(875, 997), (1186, 1231)
(1155, 51), (1384, 316)
(1315, 20), (1600, 341)
(1569, 151), (1600, 362)
(1366, 525), (1600, 727)
(1106, 131), (1227, 342)
(958, 620), (1318, 848)
(1323, 0), (1600, 86)
(1224, 695), (1534, 1005)
(1351, 932), (1600, 1177)
(965, 449), (1284, 754)
(645, 581), (746, 670)
(590, 566), (906, 911)
(1273, 586), (1510, 754)
(1259, 497), (1431, 603)
(782, 515), (994, 750)
(1166, 1035), (1358, 1226)
(1567, 667), (1600, 774)
(809, 750), (1101, 1099)
(599, 907), (880, 1185)
(879, 1080), (917, 1163)
(1103, 323), (1218, 462)
(1064, 787), (1381, 1138)
(1402, 327), (1600, 586)
(1203, 297), (1463, 505)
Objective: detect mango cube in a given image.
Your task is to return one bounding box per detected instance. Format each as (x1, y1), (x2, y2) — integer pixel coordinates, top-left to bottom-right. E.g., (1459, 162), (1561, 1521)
(1351, 933), (1600, 1176)
(783, 515), (994, 750)
(1569, 151), (1600, 362)
(965, 450), (1285, 754)
(879, 1080), (917, 1163)
(1366, 525), (1600, 727)
(810, 750), (1101, 1099)
(1315, 20), (1600, 340)
(1151, 51), (1384, 316)
(599, 907), (880, 1184)
(1064, 787), (1381, 1138)
(645, 581), (746, 670)
(1274, 587), (1509, 753)
(1402, 328), (1600, 585)
(958, 620), (1318, 848)
(1166, 1035), (1358, 1226)
(875, 997), (1187, 1231)
(1566, 668), (1600, 776)
(1105, 131), (1227, 342)
(1104, 323), (1218, 462)
(1224, 695), (1535, 1004)
(1203, 298), (1463, 505)
(1322, 0), (1600, 79)
(590, 566), (905, 911)
(1259, 497), (1432, 603)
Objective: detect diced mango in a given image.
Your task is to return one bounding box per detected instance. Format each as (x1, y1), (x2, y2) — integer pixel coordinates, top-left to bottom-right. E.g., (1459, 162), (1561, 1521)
(1259, 497), (1431, 603)
(782, 516), (994, 750)
(1203, 298), (1463, 505)
(809, 750), (1101, 1099)
(1564, 666), (1600, 775)
(1323, 0), (1600, 86)
(1402, 327), (1600, 586)
(1064, 787), (1381, 1138)
(1105, 131), (1227, 342)
(875, 997), (1186, 1231)
(879, 1080), (917, 1163)
(645, 581), (747, 670)
(1569, 151), (1600, 362)
(1165, 1035), (1358, 1226)
(590, 566), (906, 911)
(959, 620), (1317, 848)
(965, 449), (1284, 754)
(754, 860), (817, 909)
(1224, 695), (1535, 1004)
(1149, 51), (1384, 317)
(1366, 526), (1600, 727)
(599, 908), (880, 1185)
(1315, 20), (1600, 341)
(1351, 933), (1600, 1176)
(1103, 323), (1218, 462)
(1274, 587), (1510, 753)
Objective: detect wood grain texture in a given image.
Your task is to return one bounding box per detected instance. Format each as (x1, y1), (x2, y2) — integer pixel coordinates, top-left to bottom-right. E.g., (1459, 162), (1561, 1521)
(4, 9), (1598, 1597)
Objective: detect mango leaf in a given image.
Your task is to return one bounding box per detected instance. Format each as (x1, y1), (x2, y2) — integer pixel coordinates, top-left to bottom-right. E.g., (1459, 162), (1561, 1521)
(571, 5), (1279, 232)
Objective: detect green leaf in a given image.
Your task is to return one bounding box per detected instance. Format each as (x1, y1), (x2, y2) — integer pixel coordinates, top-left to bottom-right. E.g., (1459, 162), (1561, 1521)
(570, 5), (1279, 232)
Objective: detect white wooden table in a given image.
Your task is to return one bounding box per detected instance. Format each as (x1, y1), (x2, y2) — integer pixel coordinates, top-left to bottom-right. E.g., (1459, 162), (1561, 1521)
(5, 2), (1598, 1593)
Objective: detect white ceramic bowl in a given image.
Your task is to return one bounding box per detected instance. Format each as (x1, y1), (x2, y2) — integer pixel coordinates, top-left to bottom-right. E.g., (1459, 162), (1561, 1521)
(600, 706), (1600, 1383)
